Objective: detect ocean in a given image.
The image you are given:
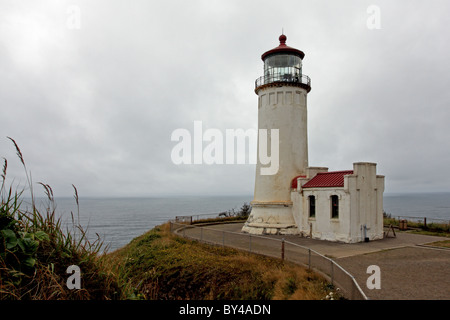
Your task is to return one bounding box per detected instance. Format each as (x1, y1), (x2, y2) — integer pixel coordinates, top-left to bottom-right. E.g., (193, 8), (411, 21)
(31, 193), (450, 252)
(383, 192), (450, 222)
(33, 195), (253, 252)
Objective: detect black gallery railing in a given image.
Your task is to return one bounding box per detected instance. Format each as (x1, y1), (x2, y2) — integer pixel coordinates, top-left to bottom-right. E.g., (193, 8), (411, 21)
(255, 69), (311, 89)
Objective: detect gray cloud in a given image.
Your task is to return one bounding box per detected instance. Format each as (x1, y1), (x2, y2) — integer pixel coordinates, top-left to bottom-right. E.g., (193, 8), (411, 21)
(1, 0), (449, 197)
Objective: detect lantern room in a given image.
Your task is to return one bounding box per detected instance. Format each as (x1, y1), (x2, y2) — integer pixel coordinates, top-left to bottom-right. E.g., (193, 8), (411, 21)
(255, 34), (311, 93)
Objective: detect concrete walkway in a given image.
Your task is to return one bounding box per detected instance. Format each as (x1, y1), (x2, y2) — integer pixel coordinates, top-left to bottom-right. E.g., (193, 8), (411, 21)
(178, 222), (450, 300)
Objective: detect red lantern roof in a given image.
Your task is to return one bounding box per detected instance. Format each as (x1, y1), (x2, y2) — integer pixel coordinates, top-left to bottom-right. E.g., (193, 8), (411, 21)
(302, 170), (354, 188)
(261, 34), (305, 61)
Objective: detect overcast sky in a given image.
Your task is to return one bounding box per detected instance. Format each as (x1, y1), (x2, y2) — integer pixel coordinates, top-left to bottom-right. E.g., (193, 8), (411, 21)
(1, 0), (450, 198)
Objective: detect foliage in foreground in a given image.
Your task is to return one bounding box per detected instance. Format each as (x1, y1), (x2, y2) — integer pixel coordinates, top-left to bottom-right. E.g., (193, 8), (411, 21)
(105, 223), (334, 300)
(0, 138), (119, 300)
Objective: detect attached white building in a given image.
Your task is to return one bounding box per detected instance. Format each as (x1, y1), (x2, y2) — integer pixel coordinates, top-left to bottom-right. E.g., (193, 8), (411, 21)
(291, 163), (385, 243)
(242, 35), (385, 243)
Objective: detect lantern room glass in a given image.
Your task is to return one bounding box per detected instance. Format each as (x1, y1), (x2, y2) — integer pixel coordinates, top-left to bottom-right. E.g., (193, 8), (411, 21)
(264, 54), (302, 83)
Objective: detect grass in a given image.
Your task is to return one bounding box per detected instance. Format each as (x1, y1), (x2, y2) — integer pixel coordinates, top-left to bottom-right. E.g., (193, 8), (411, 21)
(192, 215), (249, 225)
(408, 229), (450, 237)
(1, 138), (119, 300)
(384, 212), (450, 237)
(104, 222), (336, 300)
(424, 240), (450, 248)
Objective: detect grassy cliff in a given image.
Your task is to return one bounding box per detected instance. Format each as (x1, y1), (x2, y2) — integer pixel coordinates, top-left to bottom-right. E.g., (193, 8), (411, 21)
(105, 222), (333, 300)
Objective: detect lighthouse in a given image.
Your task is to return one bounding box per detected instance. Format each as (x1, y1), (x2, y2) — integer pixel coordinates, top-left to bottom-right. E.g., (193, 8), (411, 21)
(242, 34), (311, 235)
(242, 34), (385, 242)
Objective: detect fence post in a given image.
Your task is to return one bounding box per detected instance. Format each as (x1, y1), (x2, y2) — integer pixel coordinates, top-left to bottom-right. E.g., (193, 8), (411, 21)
(281, 238), (285, 260)
(249, 234), (252, 252)
(308, 249), (311, 270)
(330, 260), (334, 287)
(424, 217), (427, 229)
(200, 227), (203, 241)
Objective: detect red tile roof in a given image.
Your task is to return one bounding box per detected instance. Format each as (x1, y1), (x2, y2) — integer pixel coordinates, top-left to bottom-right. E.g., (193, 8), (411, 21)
(301, 170), (354, 188)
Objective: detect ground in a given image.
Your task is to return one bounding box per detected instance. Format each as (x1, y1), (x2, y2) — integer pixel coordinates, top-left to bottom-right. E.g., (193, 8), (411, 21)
(337, 246), (450, 300)
(177, 222), (450, 300)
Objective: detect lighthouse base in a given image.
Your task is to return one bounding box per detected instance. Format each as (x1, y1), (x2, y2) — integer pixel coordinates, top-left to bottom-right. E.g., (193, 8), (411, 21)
(242, 201), (299, 235)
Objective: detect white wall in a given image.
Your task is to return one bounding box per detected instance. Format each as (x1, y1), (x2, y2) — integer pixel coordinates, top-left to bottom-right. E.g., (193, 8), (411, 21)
(294, 188), (352, 242)
(253, 86), (308, 202)
(244, 85), (309, 235)
(346, 162), (385, 241)
(293, 162), (385, 243)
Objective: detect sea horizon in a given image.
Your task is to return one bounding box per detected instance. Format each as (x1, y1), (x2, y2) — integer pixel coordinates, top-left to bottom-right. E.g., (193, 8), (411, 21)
(26, 190), (450, 198)
(21, 192), (450, 252)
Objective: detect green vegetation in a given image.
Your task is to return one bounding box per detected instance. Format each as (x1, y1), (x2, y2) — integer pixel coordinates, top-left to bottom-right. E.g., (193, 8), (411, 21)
(192, 203), (251, 225)
(105, 222), (333, 300)
(219, 202), (252, 218)
(0, 138), (118, 299)
(425, 240), (450, 248)
(383, 212), (450, 237)
(192, 215), (248, 225)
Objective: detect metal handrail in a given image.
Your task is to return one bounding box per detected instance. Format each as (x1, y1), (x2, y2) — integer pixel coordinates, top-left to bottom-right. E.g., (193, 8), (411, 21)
(170, 220), (368, 300)
(284, 239), (368, 300)
(397, 216), (450, 223)
(255, 68), (311, 89)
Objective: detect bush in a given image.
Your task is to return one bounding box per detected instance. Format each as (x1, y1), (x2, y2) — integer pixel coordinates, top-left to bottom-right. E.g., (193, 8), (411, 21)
(219, 202), (252, 218)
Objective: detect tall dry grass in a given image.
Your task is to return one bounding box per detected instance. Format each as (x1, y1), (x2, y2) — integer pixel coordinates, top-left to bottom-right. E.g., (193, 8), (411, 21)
(0, 137), (119, 300)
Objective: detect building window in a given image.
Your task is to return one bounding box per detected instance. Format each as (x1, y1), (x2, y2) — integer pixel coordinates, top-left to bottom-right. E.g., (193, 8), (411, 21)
(308, 195), (315, 218)
(331, 195), (339, 219)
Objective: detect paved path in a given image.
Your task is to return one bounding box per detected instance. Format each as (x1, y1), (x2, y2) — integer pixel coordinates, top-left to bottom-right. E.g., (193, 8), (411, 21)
(176, 222), (450, 300)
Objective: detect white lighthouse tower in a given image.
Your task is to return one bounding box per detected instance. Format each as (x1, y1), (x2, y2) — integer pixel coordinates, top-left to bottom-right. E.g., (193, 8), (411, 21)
(242, 34), (311, 235)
